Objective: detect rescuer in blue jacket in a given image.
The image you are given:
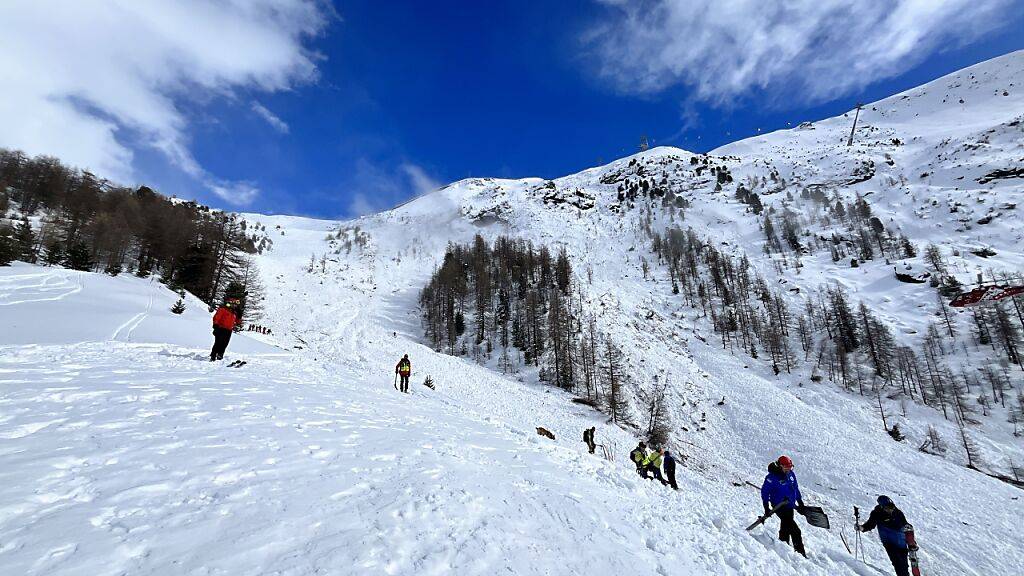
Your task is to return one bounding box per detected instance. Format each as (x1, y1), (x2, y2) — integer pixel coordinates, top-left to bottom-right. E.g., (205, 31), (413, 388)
(760, 455), (806, 557)
(857, 495), (913, 576)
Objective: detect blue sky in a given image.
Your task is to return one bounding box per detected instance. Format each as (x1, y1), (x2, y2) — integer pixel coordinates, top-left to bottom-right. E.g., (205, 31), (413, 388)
(2, 0), (1023, 218)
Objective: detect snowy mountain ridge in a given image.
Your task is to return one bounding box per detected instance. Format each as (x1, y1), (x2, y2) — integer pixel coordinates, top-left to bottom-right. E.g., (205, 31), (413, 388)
(2, 51), (1024, 575)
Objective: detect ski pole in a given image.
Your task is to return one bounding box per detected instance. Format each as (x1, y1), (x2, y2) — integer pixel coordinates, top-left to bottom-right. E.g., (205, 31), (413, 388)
(853, 506), (864, 562)
(393, 373), (399, 390)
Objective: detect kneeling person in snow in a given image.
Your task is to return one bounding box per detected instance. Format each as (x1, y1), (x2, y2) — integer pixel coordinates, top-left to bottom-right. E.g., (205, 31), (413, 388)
(643, 448), (667, 484)
(629, 442), (647, 476)
(857, 496), (914, 576)
(210, 298), (239, 361)
(760, 455), (806, 557)
(395, 354), (411, 393)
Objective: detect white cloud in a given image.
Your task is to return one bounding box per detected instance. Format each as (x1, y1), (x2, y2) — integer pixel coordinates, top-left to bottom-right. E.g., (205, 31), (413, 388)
(209, 180), (260, 206)
(345, 159), (441, 217)
(0, 0), (327, 205)
(347, 193), (377, 218)
(251, 101), (290, 134)
(400, 163), (441, 197)
(586, 0), (1014, 106)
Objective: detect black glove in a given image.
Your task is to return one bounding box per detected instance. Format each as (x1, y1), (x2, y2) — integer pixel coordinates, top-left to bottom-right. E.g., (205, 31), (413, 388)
(763, 503), (771, 516)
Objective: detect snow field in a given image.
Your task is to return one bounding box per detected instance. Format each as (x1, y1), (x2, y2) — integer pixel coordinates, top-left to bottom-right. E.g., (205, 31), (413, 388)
(0, 321), (853, 575)
(0, 263), (281, 353)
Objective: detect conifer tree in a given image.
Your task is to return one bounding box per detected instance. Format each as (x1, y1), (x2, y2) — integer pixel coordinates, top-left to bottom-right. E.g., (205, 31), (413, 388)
(13, 217), (36, 262)
(171, 298), (186, 314)
(0, 224), (14, 266)
(603, 340), (629, 424)
(639, 378), (671, 446)
(65, 240), (93, 271)
(42, 239), (64, 265)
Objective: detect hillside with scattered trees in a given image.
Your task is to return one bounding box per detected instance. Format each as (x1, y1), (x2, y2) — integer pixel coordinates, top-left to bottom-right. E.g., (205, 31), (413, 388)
(0, 148), (268, 323)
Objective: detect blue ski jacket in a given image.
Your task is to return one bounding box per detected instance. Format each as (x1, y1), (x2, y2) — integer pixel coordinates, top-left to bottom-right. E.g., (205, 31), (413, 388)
(861, 505), (909, 549)
(761, 465), (802, 510)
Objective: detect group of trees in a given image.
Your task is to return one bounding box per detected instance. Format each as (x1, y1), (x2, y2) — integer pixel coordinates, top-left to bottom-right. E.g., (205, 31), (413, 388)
(616, 155), (1021, 475)
(420, 235), (631, 423)
(649, 226), (801, 374)
(646, 220), (1024, 474)
(0, 147), (267, 323)
(616, 177), (691, 211)
(736, 180), (917, 270)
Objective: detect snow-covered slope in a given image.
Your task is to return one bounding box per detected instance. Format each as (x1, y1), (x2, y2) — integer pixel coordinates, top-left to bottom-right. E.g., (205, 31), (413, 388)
(3, 51), (1024, 576)
(0, 264), (888, 576)
(714, 48), (1024, 277)
(0, 263), (281, 352)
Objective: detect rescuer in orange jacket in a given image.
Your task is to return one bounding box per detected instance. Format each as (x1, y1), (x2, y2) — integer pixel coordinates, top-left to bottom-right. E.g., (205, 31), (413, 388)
(210, 298), (240, 361)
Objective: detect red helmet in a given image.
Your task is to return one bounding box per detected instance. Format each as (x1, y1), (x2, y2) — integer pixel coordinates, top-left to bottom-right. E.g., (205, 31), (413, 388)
(777, 455), (794, 469)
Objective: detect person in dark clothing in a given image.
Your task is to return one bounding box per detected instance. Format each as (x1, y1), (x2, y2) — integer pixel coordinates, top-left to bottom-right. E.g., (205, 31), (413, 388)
(760, 455), (806, 557)
(583, 427), (596, 454)
(629, 442), (647, 476)
(395, 354), (411, 393)
(663, 451), (678, 490)
(857, 496), (913, 576)
(210, 298), (239, 361)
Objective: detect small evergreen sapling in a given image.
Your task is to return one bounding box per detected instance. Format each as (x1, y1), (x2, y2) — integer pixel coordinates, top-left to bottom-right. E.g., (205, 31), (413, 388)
(171, 298), (187, 315)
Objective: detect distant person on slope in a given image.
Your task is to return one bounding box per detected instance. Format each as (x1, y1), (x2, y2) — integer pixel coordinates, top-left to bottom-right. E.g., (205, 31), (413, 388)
(856, 496), (914, 576)
(643, 448), (667, 485)
(210, 298), (240, 361)
(629, 442), (648, 476)
(663, 450), (678, 490)
(583, 427), (596, 454)
(395, 354), (411, 393)
(760, 455), (807, 557)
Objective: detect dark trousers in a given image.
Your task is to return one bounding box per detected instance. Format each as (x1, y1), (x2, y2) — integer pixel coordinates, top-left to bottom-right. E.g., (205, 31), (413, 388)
(666, 467), (678, 490)
(586, 440), (596, 454)
(644, 464), (665, 483)
(399, 374), (409, 393)
(883, 543), (910, 576)
(211, 327), (232, 360)
(776, 508), (805, 556)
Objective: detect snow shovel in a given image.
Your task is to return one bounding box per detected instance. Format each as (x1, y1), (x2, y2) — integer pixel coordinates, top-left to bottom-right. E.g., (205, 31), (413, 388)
(746, 499), (789, 531)
(800, 506), (830, 529)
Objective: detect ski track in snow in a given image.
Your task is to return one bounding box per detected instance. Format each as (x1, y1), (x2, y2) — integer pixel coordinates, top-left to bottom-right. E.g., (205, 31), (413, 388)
(0, 270), (82, 306)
